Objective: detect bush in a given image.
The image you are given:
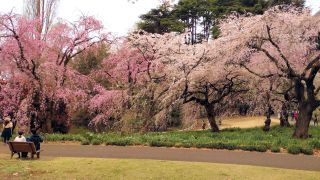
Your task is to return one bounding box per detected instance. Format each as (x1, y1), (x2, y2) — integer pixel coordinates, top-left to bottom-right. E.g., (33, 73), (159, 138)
(255, 145), (268, 152)
(309, 139), (320, 149)
(287, 145), (301, 154)
(106, 139), (131, 146)
(92, 139), (102, 145)
(240, 145), (256, 152)
(181, 143), (192, 148)
(83, 132), (95, 142)
(81, 139), (90, 145)
(271, 146), (280, 153)
(216, 142), (237, 150)
(150, 141), (174, 147)
(300, 147), (313, 155)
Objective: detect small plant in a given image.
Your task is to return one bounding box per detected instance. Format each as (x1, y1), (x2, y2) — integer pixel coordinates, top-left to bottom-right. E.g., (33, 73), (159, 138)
(271, 146), (280, 153)
(81, 139), (90, 145)
(287, 145), (301, 154)
(92, 139), (102, 145)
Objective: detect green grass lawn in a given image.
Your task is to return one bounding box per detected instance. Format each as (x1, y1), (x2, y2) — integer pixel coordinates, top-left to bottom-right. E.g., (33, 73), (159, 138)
(41, 126), (320, 155)
(0, 156), (319, 180)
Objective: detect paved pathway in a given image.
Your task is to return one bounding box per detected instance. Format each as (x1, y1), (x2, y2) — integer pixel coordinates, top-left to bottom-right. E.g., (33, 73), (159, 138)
(1, 144), (319, 171)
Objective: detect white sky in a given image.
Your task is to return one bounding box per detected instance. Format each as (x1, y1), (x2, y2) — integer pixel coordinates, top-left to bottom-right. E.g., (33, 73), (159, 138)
(0, 0), (319, 36)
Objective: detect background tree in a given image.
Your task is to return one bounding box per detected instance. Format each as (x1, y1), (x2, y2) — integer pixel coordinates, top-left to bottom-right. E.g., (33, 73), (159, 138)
(223, 6), (320, 138)
(72, 43), (109, 76)
(23, 0), (59, 38)
(137, 2), (185, 34)
(137, 0), (305, 44)
(128, 32), (249, 132)
(0, 13), (107, 132)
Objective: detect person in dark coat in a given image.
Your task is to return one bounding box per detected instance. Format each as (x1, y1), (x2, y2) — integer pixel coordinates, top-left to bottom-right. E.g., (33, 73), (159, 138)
(28, 129), (43, 158)
(1, 117), (13, 144)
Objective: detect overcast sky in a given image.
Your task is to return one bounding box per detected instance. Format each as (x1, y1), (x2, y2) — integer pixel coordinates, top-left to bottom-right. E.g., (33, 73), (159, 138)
(0, 0), (319, 36)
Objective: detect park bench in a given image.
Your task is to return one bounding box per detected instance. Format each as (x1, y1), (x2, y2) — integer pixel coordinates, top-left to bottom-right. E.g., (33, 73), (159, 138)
(8, 142), (37, 159)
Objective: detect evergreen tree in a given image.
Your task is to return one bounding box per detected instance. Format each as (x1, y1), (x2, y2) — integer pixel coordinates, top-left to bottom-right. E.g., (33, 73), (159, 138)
(137, 2), (185, 34)
(137, 0), (305, 44)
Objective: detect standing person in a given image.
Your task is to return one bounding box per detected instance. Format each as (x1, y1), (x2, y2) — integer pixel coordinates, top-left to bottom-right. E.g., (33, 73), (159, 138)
(8, 112), (17, 133)
(28, 129), (43, 158)
(293, 111), (299, 122)
(1, 117), (13, 144)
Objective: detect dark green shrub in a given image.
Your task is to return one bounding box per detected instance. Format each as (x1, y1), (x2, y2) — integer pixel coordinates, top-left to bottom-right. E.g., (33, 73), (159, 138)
(174, 143), (183, 148)
(162, 142), (175, 147)
(81, 139), (90, 145)
(150, 141), (174, 147)
(149, 141), (162, 147)
(195, 143), (211, 149)
(271, 146), (280, 153)
(300, 147), (313, 155)
(223, 143), (237, 150)
(309, 139), (320, 149)
(92, 139), (102, 145)
(106, 139), (130, 146)
(181, 143), (192, 148)
(211, 142), (225, 149)
(255, 145), (268, 152)
(240, 145), (256, 151)
(83, 132), (95, 142)
(287, 145), (301, 154)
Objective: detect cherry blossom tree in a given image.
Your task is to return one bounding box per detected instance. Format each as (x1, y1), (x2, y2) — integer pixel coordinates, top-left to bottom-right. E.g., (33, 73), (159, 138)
(222, 6), (320, 138)
(0, 12), (107, 132)
(126, 31), (249, 132)
(88, 33), (169, 131)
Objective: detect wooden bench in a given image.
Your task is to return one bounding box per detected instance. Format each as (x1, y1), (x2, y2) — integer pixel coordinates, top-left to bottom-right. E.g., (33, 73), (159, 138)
(8, 142), (37, 159)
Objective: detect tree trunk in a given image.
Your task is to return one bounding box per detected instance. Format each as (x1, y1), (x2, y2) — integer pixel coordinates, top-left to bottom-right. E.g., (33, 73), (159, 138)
(280, 115), (290, 127)
(293, 102), (313, 139)
(44, 117), (53, 133)
(205, 105), (219, 132)
(263, 106), (272, 131)
(280, 102), (290, 127)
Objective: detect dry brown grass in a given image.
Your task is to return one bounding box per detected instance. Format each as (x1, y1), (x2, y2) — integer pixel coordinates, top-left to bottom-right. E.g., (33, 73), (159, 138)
(190, 116), (280, 130)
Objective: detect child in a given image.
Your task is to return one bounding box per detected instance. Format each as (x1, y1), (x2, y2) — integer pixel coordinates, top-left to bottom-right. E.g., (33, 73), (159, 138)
(28, 129), (43, 158)
(14, 130), (27, 142)
(14, 130), (27, 158)
(1, 117), (13, 144)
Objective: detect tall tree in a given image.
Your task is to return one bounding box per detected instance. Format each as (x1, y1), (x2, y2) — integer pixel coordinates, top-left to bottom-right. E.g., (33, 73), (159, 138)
(138, 0), (305, 44)
(23, 0), (59, 38)
(0, 13), (106, 132)
(137, 2), (185, 34)
(223, 6), (320, 138)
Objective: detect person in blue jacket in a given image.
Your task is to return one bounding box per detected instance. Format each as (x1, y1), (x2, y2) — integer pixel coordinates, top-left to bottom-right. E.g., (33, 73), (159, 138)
(28, 129), (43, 158)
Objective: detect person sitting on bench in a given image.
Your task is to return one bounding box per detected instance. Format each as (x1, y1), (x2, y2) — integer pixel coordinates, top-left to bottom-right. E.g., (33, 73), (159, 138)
(14, 130), (28, 158)
(28, 129), (43, 158)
